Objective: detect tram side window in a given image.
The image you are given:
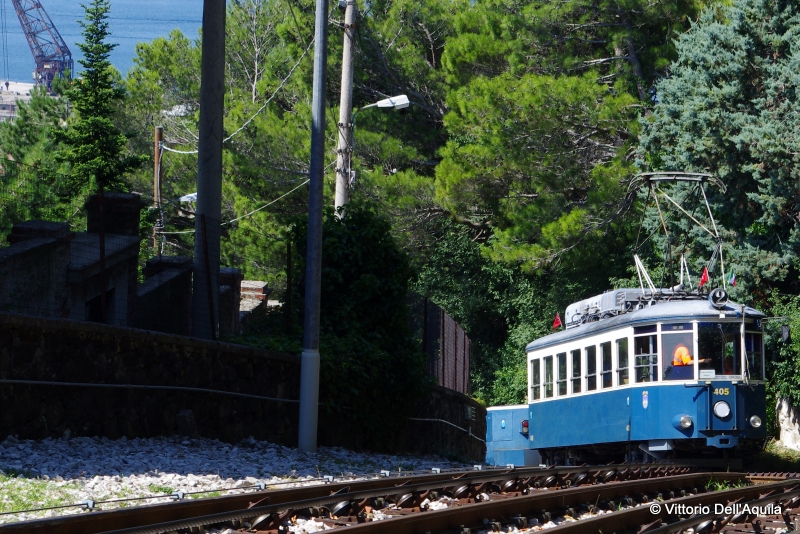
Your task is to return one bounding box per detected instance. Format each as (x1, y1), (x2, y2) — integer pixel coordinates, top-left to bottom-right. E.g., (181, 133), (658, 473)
(745, 332), (763, 380)
(698, 323), (741, 376)
(557, 352), (567, 396)
(662, 326), (694, 381)
(634, 326), (658, 383)
(617, 338), (629, 384)
(586, 346), (597, 391)
(571, 349), (581, 393)
(530, 358), (541, 400)
(544, 356), (554, 398)
(601, 342), (612, 388)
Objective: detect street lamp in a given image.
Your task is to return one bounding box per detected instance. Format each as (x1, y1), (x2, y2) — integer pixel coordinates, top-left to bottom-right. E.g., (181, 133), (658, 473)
(365, 94), (410, 110)
(334, 94), (409, 215)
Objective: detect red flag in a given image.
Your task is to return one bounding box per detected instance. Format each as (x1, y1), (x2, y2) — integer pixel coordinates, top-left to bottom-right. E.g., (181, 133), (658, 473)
(553, 312), (562, 329)
(699, 266), (709, 288)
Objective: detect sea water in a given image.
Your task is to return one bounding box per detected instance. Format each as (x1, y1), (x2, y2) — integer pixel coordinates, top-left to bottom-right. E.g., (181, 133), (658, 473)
(0, 0), (202, 83)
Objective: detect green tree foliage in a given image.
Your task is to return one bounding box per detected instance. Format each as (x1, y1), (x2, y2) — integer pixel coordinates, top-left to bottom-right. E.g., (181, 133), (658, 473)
(638, 0), (800, 301)
(290, 202), (428, 446)
(434, 0), (707, 269)
(0, 88), (74, 233)
(222, 201), (430, 446)
(413, 220), (631, 403)
(765, 294), (800, 433)
(58, 0), (145, 197)
(0, 87), (68, 167)
(437, 73), (639, 267)
(113, 0), (713, 408)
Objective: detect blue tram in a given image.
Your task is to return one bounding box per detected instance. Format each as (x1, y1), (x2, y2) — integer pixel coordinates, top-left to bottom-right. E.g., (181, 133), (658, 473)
(486, 288), (767, 466)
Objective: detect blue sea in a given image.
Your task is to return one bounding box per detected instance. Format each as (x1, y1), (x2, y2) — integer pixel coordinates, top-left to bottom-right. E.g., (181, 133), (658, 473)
(0, 0), (202, 82)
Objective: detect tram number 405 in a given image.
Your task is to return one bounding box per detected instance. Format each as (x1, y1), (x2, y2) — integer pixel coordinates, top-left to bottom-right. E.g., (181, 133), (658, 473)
(713, 388), (730, 396)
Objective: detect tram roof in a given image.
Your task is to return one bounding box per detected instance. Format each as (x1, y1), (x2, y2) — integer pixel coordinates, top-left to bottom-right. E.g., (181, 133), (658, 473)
(526, 298), (765, 353)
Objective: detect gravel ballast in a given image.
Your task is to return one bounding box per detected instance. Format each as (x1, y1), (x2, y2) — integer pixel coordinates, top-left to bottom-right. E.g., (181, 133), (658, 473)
(0, 434), (470, 524)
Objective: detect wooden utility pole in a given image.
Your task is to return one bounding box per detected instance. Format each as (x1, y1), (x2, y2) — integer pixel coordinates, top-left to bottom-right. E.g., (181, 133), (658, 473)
(153, 125), (163, 252)
(333, 0), (356, 216)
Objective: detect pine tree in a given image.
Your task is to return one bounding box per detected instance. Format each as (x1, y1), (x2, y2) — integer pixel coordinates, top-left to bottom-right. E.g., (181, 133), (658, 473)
(638, 0), (800, 300)
(56, 0), (146, 323)
(58, 0), (145, 197)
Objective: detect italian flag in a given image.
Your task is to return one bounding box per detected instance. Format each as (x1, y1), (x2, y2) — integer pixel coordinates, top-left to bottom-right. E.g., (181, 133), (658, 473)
(727, 269), (737, 287)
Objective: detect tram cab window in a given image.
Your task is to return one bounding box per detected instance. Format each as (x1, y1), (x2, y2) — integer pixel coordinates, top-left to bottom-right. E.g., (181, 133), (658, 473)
(600, 342), (612, 388)
(586, 346), (597, 391)
(698, 323), (741, 376)
(557, 353), (567, 396)
(544, 356), (554, 398)
(616, 338), (629, 385)
(745, 332), (763, 380)
(662, 324), (694, 381)
(531, 358), (541, 400)
(571, 349), (582, 393)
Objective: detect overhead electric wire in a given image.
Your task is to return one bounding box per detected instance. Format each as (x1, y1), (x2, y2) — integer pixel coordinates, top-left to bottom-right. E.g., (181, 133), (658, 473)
(154, 159), (336, 236)
(161, 33), (316, 156)
(223, 178), (310, 225)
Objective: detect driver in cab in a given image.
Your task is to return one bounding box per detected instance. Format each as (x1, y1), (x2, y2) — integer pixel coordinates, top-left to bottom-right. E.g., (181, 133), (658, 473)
(673, 344), (711, 366)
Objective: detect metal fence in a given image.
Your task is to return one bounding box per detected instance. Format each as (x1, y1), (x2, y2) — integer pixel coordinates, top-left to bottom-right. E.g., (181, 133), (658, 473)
(410, 295), (472, 396)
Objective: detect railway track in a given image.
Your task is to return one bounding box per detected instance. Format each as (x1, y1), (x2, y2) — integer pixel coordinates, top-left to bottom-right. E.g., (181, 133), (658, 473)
(0, 464), (795, 534)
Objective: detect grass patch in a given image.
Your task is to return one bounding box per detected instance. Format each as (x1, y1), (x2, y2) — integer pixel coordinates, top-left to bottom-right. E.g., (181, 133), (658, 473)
(744, 440), (800, 472)
(0, 473), (82, 515)
(706, 478), (748, 491)
(189, 491), (222, 499)
(146, 484), (173, 495)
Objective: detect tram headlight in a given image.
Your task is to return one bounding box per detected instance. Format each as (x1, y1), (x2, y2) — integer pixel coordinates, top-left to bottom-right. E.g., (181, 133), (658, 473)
(713, 401), (731, 419)
(672, 414), (693, 430)
(749, 415), (762, 428)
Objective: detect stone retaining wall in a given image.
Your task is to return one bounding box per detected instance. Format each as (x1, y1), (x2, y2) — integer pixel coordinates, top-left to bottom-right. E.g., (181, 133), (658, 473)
(0, 312), (300, 444)
(0, 312), (487, 461)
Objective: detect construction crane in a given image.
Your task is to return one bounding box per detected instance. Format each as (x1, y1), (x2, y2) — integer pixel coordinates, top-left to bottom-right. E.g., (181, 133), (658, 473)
(8, 0), (72, 86)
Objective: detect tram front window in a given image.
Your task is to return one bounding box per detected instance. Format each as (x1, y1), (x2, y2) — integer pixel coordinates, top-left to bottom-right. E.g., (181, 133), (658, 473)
(698, 323), (741, 376)
(662, 326), (694, 381)
(746, 332), (764, 380)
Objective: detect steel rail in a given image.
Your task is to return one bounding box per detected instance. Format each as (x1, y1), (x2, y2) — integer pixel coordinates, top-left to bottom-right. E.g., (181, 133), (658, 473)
(326, 472), (749, 534)
(102, 471), (695, 534)
(644, 482), (800, 534)
(0, 462), (698, 534)
(543, 478), (800, 534)
(99, 468), (698, 534)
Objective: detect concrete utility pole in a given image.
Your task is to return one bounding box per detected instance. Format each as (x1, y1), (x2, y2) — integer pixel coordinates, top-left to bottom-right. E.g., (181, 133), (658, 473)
(333, 0), (356, 216)
(153, 125), (163, 253)
(191, 0), (226, 340)
(298, 0), (329, 452)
